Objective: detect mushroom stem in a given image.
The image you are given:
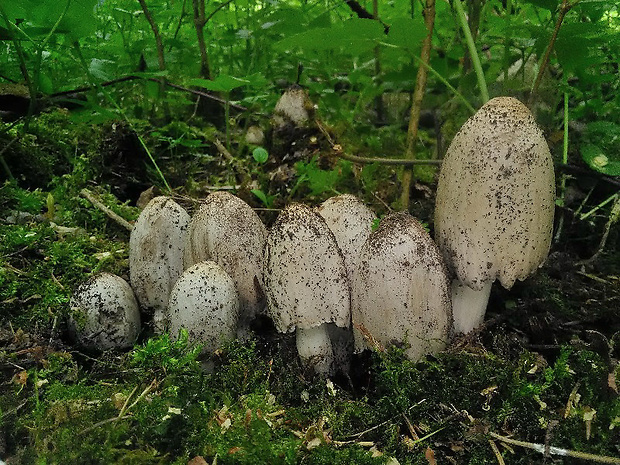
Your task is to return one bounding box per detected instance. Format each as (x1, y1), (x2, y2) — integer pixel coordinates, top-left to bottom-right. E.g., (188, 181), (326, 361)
(451, 280), (493, 334)
(296, 324), (334, 375)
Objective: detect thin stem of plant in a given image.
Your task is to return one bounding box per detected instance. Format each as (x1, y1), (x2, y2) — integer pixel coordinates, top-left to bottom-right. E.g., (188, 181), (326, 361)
(400, 0), (435, 210)
(453, 0), (489, 103)
(489, 432), (620, 464)
(530, 0), (577, 99)
(80, 188), (134, 231)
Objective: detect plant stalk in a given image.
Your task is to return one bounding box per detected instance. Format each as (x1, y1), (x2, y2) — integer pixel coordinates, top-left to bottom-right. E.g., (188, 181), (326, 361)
(453, 0), (489, 103)
(400, 0), (436, 210)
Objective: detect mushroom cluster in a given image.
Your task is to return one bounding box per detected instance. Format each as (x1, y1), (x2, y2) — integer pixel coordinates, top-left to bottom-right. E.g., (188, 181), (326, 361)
(69, 96), (555, 373)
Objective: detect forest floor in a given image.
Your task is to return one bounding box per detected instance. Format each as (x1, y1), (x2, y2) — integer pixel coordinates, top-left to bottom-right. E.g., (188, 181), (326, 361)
(0, 107), (619, 464)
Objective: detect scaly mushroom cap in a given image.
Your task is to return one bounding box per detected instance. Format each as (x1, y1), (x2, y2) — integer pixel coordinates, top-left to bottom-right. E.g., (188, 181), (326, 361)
(316, 194), (377, 283)
(263, 203), (350, 333)
(435, 96), (555, 290)
(184, 191), (267, 327)
(352, 213), (451, 360)
(129, 196), (189, 329)
(69, 273), (141, 350)
(168, 261), (239, 351)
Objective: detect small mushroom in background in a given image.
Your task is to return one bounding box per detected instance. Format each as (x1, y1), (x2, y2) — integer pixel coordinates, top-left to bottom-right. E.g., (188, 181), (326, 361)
(316, 194), (377, 371)
(263, 203), (350, 375)
(435, 96), (555, 334)
(69, 273), (141, 350)
(352, 212), (452, 361)
(168, 261), (239, 355)
(245, 125), (265, 146)
(129, 196), (190, 332)
(272, 85), (314, 129)
(184, 191), (267, 336)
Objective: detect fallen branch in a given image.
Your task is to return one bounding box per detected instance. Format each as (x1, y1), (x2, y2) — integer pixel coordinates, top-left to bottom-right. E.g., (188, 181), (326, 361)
(315, 120), (442, 167)
(489, 432), (620, 464)
(79, 188), (133, 231)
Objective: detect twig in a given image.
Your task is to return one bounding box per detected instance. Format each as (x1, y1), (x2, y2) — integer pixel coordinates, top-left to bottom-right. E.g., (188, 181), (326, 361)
(315, 121), (441, 166)
(488, 439), (506, 465)
(489, 432), (620, 464)
(530, 0), (577, 100)
(213, 138), (252, 186)
(401, 0), (436, 209)
(79, 188), (133, 231)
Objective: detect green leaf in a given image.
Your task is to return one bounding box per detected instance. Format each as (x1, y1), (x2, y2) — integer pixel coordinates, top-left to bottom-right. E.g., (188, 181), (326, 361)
(581, 144), (620, 176)
(521, 0), (559, 10)
(250, 189), (273, 208)
(385, 16), (427, 52)
(275, 18), (384, 55)
(252, 147), (269, 164)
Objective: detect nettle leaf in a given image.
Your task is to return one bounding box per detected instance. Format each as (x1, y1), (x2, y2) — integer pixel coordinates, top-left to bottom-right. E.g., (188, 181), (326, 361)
(581, 144), (620, 176)
(275, 18), (384, 55)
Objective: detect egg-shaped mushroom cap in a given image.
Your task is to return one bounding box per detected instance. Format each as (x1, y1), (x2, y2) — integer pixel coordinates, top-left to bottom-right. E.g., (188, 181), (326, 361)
(69, 273), (141, 350)
(317, 194), (377, 283)
(168, 261), (239, 352)
(263, 203), (350, 333)
(435, 97), (555, 291)
(129, 196), (189, 317)
(184, 191), (267, 325)
(352, 212), (451, 361)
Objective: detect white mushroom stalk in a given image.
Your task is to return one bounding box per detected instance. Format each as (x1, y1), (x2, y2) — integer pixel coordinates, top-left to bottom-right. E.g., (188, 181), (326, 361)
(316, 194), (376, 371)
(435, 97), (555, 334)
(184, 191), (267, 336)
(352, 212), (451, 361)
(129, 196), (189, 332)
(263, 203), (350, 375)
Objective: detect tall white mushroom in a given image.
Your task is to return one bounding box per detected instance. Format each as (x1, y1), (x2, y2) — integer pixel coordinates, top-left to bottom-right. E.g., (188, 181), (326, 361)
(435, 97), (555, 334)
(184, 191), (267, 335)
(316, 194), (377, 282)
(129, 196), (190, 332)
(352, 213), (452, 360)
(69, 273), (141, 350)
(168, 261), (239, 353)
(316, 194), (377, 371)
(263, 203), (350, 375)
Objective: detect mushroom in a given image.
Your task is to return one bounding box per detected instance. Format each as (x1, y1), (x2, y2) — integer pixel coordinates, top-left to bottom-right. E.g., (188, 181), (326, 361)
(352, 212), (452, 360)
(168, 261), (239, 353)
(435, 96), (555, 334)
(184, 191), (267, 335)
(272, 85), (314, 129)
(129, 196), (190, 331)
(263, 203), (350, 375)
(69, 273), (141, 350)
(316, 194), (377, 371)
(316, 194), (377, 282)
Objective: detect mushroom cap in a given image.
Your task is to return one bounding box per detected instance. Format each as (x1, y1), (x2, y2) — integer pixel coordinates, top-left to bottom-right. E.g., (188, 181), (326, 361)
(168, 261), (239, 352)
(129, 196), (189, 320)
(435, 96), (555, 291)
(316, 194), (377, 283)
(69, 273), (141, 350)
(273, 86), (311, 128)
(184, 191), (267, 325)
(263, 203), (350, 333)
(352, 213), (451, 360)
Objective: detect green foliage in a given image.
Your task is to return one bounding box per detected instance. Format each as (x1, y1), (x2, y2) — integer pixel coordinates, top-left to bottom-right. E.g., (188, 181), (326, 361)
(581, 121), (620, 176)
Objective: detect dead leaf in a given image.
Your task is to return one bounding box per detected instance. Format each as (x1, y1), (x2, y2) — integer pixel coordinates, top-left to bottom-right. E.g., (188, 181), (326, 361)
(13, 370), (28, 386)
(187, 456), (208, 465)
(425, 446), (437, 465)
